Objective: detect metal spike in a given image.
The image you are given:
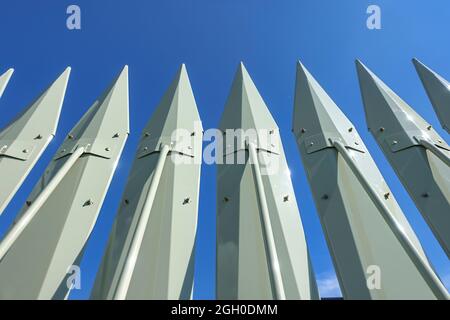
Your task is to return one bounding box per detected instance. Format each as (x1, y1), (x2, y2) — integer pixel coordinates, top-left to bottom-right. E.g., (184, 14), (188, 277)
(217, 63), (318, 300)
(413, 58), (450, 133)
(0, 68), (13, 98)
(293, 61), (448, 300)
(0, 66), (129, 299)
(91, 64), (202, 300)
(356, 60), (450, 259)
(0, 68), (71, 215)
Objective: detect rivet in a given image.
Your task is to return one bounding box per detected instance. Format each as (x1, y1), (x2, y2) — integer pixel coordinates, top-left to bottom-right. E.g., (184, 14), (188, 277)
(22, 149), (29, 153)
(34, 134), (43, 140)
(392, 140), (398, 145)
(191, 132), (195, 136)
(421, 192), (430, 198)
(183, 198), (191, 205)
(427, 125), (432, 130)
(348, 127), (353, 132)
(113, 133), (120, 138)
(384, 192), (390, 200)
(144, 132), (150, 137)
(309, 142), (314, 146)
(354, 142), (359, 145)
(61, 149), (66, 153)
(124, 199), (129, 205)
(223, 197), (230, 203)
(283, 195), (289, 202)
(68, 134), (74, 140)
(26, 200), (32, 206)
(143, 147), (148, 151)
(322, 194), (329, 200)
(269, 130), (274, 134)
(301, 128), (306, 133)
(379, 127), (385, 132)
(83, 199), (93, 207)
(105, 147), (110, 151)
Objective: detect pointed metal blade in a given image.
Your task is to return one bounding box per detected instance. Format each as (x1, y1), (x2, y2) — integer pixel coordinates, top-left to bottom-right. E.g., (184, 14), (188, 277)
(0, 68), (13, 98)
(91, 64), (203, 299)
(294, 61), (447, 299)
(0, 66), (129, 299)
(217, 63), (318, 300)
(356, 60), (450, 258)
(413, 58), (450, 133)
(0, 68), (70, 215)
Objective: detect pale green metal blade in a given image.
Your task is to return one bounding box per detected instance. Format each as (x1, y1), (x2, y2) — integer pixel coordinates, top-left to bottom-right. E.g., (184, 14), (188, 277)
(0, 66), (129, 299)
(91, 64), (202, 299)
(413, 58), (450, 133)
(0, 68), (70, 215)
(294, 61), (447, 299)
(0, 68), (13, 98)
(217, 62), (318, 300)
(357, 60), (450, 258)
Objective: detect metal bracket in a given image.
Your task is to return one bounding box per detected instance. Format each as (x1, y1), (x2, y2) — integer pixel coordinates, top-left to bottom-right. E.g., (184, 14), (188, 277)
(54, 138), (116, 160)
(383, 132), (450, 153)
(0, 140), (37, 161)
(303, 134), (365, 154)
(223, 129), (280, 156)
(137, 135), (196, 159)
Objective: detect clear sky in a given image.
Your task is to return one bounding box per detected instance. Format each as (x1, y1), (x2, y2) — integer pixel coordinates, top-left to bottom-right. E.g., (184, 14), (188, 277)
(0, 0), (449, 299)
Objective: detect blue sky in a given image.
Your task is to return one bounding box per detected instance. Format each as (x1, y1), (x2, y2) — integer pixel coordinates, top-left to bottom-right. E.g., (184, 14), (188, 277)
(0, 1), (449, 299)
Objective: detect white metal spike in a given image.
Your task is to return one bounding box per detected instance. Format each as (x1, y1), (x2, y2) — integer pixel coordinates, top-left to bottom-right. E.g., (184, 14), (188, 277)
(413, 58), (450, 133)
(217, 63), (319, 300)
(0, 68), (13, 98)
(0, 68), (71, 215)
(91, 64), (202, 300)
